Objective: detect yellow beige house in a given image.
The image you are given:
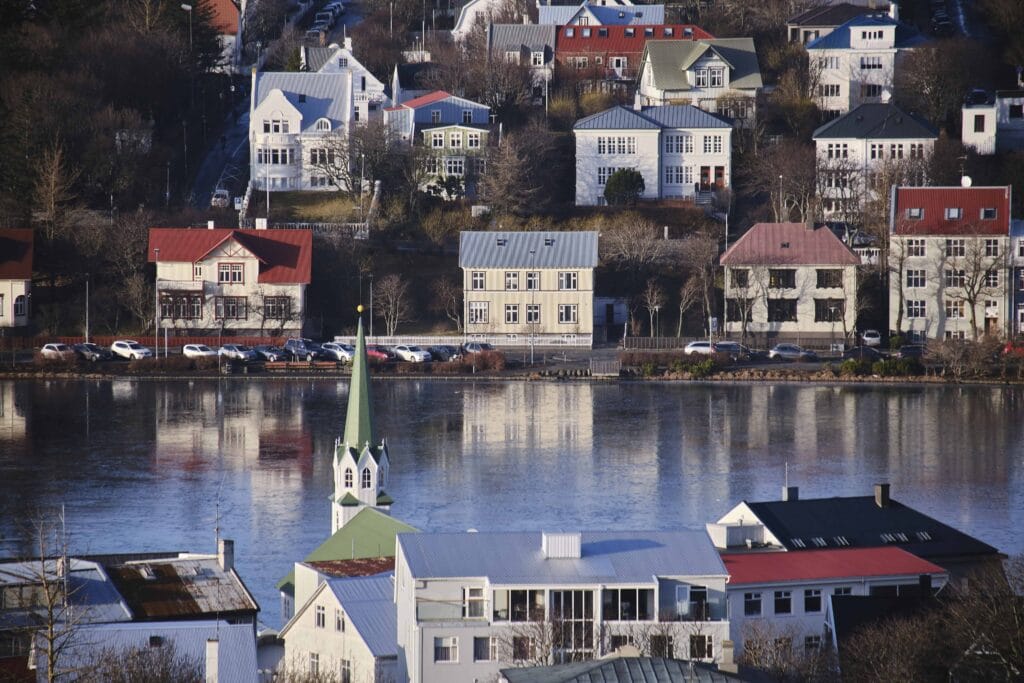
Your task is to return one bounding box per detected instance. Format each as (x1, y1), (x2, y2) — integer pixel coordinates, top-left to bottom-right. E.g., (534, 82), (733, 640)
(459, 231), (599, 347)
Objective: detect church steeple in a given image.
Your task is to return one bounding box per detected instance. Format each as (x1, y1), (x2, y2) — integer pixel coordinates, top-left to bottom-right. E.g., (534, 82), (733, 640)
(331, 307), (392, 534)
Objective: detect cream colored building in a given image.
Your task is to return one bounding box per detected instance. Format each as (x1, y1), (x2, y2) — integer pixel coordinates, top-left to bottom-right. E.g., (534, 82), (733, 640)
(459, 231), (599, 347)
(0, 229), (32, 330)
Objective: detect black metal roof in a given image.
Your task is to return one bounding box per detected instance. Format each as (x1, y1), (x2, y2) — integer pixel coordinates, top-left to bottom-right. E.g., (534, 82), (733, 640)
(812, 102), (938, 140)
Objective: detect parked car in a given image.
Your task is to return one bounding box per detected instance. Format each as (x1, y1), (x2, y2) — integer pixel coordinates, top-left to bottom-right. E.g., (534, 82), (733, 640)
(72, 342), (111, 362)
(684, 341), (715, 356)
(842, 346), (883, 362)
(219, 344), (258, 362)
(898, 344), (926, 359)
(713, 341), (752, 361)
(254, 345), (286, 361)
(861, 329), (882, 347)
(321, 342), (356, 362)
(182, 344), (217, 359)
(428, 345), (461, 362)
(40, 343), (76, 361)
(210, 188), (230, 208)
(462, 342), (496, 355)
(768, 344), (818, 361)
(111, 340), (153, 360)
(284, 338), (321, 360)
(393, 344), (432, 362)
(365, 345), (390, 362)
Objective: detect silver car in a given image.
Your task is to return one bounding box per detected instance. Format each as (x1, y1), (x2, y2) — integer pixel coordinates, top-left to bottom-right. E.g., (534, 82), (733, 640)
(321, 342), (355, 362)
(218, 344), (258, 362)
(768, 344), (818, 361)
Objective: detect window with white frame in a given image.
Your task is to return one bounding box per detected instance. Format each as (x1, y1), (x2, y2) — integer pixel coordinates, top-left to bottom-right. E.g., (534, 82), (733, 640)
(360, 467), (371, 488)
(985, 238), (1000, 256)
(431, 132), (444, 148)
(690, 634), (713, 660)
(804, 589), (822, 612)
(531, 52), (543, 66)
(981, 207), (998, 220)
(834, 586), (852, 596)
(468, 132), (480, 148)
(906, 207), (923, 219)
(263, 119), (290, 133)
(463, 588), (486, 618)
(907, 300), (926, 318)
(214, 297), (246, 320)
(193, 264), (203, 280)
(445, 157), (465, 176)
(945, 207), (963, 220)
(218, 263), (243, 283)
(505, 304), (519, 324)
(309, 653), (319, 674)
(906, 269), (925, 288)
(449, 132), (462, 148)
(558, 304), (578, 324)
(945, 269), (966, 288)
(907, 238), (926, 257)
(860, 56), (882, 70)
(336, 609), (345, 631)
(344, 468), (353, 487)
(597, 136), (636, 154)
(695, 69), (709, 87)
(819, 83), (840, 97)
(264, 297), (290, 320)
(946, 239), (965, 257)
(526, 271), (539, 290)
(431, 110), (441, 123)
(774, 590), (792, 614)
(505, 271), (519, 290)
(861, 84), (883, 98)
(946, 329), (967, 340)
(316, 118), (331, 131)
(13, 295), (26, 317)
(597, 167), (618, 185)
(665, 166), (685, 184)
(665, 134), (689, 154)
(703, 135), (723, 154)
(558, 271), (578, 290)
(986, 271), (999, 288)
(946, 299), (965, 319)
(818, 56), (840, 70)
(805, 636), (822, 652)
(340, 660), (351, 683)
(315, 605), (326, 628)
(910, 143), (925, 158)
(827, 143), (849, 159)
(434, 636), (458, 662)
(744, 592), (762, 616)
(709, 68), (723, 87)
(870, 143), (884, 160)
(474, 637), (496, 662)
(471, 271), (485, 290)
(468, 301), (489, 324)
(890, 143), (904, 159)
(526, 304), (540, 324)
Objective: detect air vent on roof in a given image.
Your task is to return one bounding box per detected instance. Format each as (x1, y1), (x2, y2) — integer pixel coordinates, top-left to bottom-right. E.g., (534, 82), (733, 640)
(781, 242), (790, 249)
(140, 566), (156, 580)
(497, 238), (508, 246)
(833, 536), (849, 546)
(812, 537), (827, 547)
(299, 94), (306, 103)
(791, 538), (807, 548)
(544, 238), (555, 246)
(895, 532), (909, 542)
(880, 533), (899, 543)
(916, 531), (932, 541)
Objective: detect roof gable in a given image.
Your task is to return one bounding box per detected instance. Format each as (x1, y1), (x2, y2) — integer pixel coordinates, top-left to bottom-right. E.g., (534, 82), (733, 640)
(813, 102), (938, 140)
(892, 186), (1012, 236)
(719, 223), (861, 266)
(574, 105), (661, 130)
(254, 73), (349, 132)
(788, 2), (882, 28)
(642, 38), (762, 92)
(327, 574), (397, 657)
(147, 229), (312, 284)
(724, 547), (945, 585)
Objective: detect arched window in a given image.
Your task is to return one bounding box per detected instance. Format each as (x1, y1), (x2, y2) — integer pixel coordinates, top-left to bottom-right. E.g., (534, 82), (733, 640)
(316, 118), (331, 132)
(13, 295), (26, 317)
(344, 468), (353, 488)
(361, 467), (372, 489)
(380, 468), (386, 487)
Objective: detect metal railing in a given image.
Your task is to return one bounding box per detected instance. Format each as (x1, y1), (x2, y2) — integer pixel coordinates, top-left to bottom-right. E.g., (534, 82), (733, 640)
(237, 219), (368, 239)
(331, 333), (593, 348)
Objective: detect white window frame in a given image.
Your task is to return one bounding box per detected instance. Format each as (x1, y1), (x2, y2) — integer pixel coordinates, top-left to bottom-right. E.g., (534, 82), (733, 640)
(558, 271), (578, 290)
(558, 304), (578, 324)
(526, 303), (540, 324)
(471, 271), (485, 290)
(505, 271), (519, 290)
(315, 605), (326, 628)
(505, 304), (519, 324)
(434, 636), (458, 663)
(468, 301), (489, 324)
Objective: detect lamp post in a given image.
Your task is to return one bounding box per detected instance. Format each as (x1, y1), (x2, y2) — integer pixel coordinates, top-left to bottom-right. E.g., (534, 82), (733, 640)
(359, 153), (365, 219)
(778, 174), (784, 222)
(830, 305), (838, 356)
(529, 249), (536, 365)
(181, 4), (193, 52)
(85, 273), (90, 344)
(265, 144), (270, 219)
(153, 248), (160, 359)
(369, 275), (374, 338)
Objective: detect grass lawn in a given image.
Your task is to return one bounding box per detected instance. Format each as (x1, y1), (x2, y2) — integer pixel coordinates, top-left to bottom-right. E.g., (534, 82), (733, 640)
(249, 191), (361, 222)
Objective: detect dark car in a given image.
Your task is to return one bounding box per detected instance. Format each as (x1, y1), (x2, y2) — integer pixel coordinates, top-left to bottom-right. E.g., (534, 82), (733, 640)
(843, 346), (883, 361)
(898, 344), (926, 360)
(713, 341), (752, 361)
(283, 337), (321, 360)
(462, 342), (496, 354)
(72, 342), (111, 362)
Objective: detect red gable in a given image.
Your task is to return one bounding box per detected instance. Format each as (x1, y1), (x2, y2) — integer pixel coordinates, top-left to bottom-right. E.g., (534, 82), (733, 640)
(147, 228), (312, 284)
(556, 24), (712, 57)
(893, 186), (1011, 236)
(0, 229), (33, 280)
(720, 223), (860, 266)
(724, 547), (945, 586)
(390, 90), (452, 111)
(208, 0), (240, 35)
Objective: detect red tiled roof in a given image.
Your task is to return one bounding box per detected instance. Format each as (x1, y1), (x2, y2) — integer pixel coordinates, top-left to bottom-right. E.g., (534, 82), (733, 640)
(208, 0), (240, 35)
(892, 186), (1011, 236)
(724, 547), (945, 586)
(0, 229), (32, 280)
(307, 557), (395, 578)
(147, 228), (312, 284)
(720, 223), (860, 266)
(393, 90), (452, 110)
(556, 24), (712, 57)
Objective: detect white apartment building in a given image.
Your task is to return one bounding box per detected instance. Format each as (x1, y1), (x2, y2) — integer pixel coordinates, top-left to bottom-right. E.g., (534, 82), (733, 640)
(0, 229), (32, 330)
(889, 185), (1013, 341)
(394, 530), (731, 683)
(806, 9), (925, 117)
(719, 223), (860, 344)
(573, 104), (731, 205)
(961, 89), (1024, 155)
(635, 39), (762, 125)
(301, 39), (390, 125)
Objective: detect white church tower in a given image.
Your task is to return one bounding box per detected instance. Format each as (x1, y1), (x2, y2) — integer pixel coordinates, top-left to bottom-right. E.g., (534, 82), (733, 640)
(331, 310), (393, 533)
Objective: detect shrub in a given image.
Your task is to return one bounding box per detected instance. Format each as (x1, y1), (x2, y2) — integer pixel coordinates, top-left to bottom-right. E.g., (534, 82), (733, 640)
(604, 168), (645, 206)
(889, 334), (904, 349)
(640, 361), (659, 377)
(465, 351), (506, 372)
(839, 359), (871, 376)
(872, 358), (924, 377)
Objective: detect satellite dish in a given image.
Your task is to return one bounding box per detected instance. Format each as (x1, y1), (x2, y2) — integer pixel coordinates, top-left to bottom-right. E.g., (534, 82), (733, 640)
(961, 175), (973, 187)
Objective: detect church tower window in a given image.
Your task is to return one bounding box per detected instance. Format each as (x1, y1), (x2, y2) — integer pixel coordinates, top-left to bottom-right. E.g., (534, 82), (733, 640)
(361, 467), (372, 489)
(345, 468), (353, 488)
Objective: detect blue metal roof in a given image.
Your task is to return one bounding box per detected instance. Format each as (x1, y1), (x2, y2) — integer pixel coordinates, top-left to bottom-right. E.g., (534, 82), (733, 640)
(397, 530), (727, 584)
(574, 106), (661, 130)
(459, 231), (599, 269)
(328, 574), (397, 657)
(638, 105), (732, 129)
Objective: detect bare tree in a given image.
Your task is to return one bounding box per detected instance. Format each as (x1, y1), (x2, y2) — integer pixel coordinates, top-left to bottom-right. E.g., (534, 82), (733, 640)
(679, 230), (721, 336)
(33, 141), (80, 241)
(373, 274), (411, 336)
(430, 277), (463, 331)
(307, 121), (403, 196)
(479, 125), (560, 215)
(122, 272), (154, 332)
(677, 277), (702, 337)
(940, 228), (1008, 340)
(82, 641), (202, 683)
(599, 213), (664, 276)
(738, 620), (836, 682)
(641, 278), (666, 337)
(724, 264), (768, 346)
(743, 140), (816, 223)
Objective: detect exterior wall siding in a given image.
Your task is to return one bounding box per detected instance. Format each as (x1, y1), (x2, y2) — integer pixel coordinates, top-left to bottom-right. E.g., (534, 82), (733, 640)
(0, 279), (30, 328)
(461, 268), (595, 339)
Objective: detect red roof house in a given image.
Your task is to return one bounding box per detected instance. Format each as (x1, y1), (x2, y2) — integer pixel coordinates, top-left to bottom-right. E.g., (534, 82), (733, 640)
(724, 547), (946, 586)
(555, 24), (712, 79)
(147, 228), (312, 284)
(891, 186), (1012, 236)
(720, 222), (860, 266)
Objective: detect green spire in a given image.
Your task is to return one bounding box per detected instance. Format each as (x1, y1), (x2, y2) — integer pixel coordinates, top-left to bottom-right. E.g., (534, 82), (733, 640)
(343, 314), (375, 450)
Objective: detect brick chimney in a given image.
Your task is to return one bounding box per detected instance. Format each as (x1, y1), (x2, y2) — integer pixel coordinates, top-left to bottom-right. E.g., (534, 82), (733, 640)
(874, 483), (891, 508)
(205, 638), (219, 683)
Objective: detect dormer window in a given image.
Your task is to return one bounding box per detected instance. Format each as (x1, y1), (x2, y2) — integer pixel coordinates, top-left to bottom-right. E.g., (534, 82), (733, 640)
(644, 27), (653, 37)
(945, 207), (963, 220)
(316, 118), (331, 132)
(298, 93), (306, 103)
(981, 207), (997, 220)
(663, 27), (673, 36)
(598, 27), (608, 37)
(624, 28), (634, 37)
(906, 207), (922, 219)
(582, 28), (591, 37)
(339, 57), (348, 67)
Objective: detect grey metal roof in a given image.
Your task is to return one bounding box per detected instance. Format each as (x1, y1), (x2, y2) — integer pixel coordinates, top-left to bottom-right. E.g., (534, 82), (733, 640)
(49, 620), (257, 683)
(501, 657), (747, 683)
(459, 231), (599, 269)
(303, 46), (336, 72)
(538, 2), (665, 25)
(254, 72), (348, 133)
(0, 559), (131, 629)
(397, 530), (727, 583)
(328, 574), (397, 657)
(812, 102), (938, 140)
(574, 106), (661, 130)
(488, 24), (556, 53)
(574, 104), (731, 131)
(643, 39), (762, 92)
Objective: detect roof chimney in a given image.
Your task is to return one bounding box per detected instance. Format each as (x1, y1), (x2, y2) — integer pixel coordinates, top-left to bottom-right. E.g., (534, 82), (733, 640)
(888, 2), (899, 22)
(205, 638), (219, 683)
(782, 486), (799, 502)
(874, 483), (891, 508)
(541, 532), (581, 559)
(207, 220), (215, 230)
(719, 640), (738, 674)
(218, 539), (234, 572)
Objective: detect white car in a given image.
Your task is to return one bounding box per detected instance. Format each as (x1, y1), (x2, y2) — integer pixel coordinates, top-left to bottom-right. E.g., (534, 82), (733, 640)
(862, 329), (882, 347)
(182, 344), (217, 359)
(393, 344), (431, 362)
(111, 340), (153, 360)
(219, 344), (258, 362)
(684, 341), (715, 356)
(40, 343), (75, 360)
(321, 342), (355, 362)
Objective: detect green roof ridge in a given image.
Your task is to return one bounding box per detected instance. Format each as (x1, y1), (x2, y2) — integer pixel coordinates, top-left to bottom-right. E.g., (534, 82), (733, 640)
(343, 316), (375, 451)
(338, 492), (361, 506)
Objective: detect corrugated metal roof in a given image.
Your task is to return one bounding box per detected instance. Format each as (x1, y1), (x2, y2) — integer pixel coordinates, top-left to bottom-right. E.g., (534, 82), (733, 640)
(556, 24), (711, 57)
(489, 24), (556, 52)
(0, 229), (33, 279)
(788, 2), (882, 27)
(723, 547), (945, 586)
(328, 574), (397, 657)
(254, 72), (349, 132)
(459, 231), (599, 269)
(303, 46), (336, 72)
(147, 228), (312, 284)
(539, 2), (665, 25)
(892, 186), (1012, 236)
(502, 657), (745, 683)
(398, 530), (727, 583)
(106, 557), (259, 620)
(812, 102), (938, 140)
(805, 13), (925, 50)
(574, 105), (661, 130)
(50, 620), (256, 683)
(643, 38), (762, 92)
(0, 559), (131, 629)
(574, 104), (730, 130)
(720, 223), (861, 266)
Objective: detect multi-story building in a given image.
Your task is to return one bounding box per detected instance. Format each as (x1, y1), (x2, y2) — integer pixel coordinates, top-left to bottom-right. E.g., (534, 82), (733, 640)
(721, 547), (946, 657)
(961, 89), (1024, 155)
(250, 72), (352, 191)
(487, 24), (557, 90)
(786, 2), (887, 44)
(394, 529), (731, 683)
(555, 24), (712, 89)
(147, 227), (312, 336)
(459, 231), (599, 346)
(1011, 219), (1024, 336)
(538, 0), (665, 27)
(634, 38), (762, 126)
(719, 222), (861, 345)
(888, 185), (1012, 341)
(573, 104), (732, 205)
(812, 102), (937, 217)
(0, 229), (32, 331)
(300, 39), (390, 125)
(806, 9), (925, 118)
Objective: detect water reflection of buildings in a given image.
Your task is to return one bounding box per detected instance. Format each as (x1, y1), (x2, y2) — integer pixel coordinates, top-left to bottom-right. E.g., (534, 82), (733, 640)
(0, 382), (26, 451)
(462, 383), (594, 452)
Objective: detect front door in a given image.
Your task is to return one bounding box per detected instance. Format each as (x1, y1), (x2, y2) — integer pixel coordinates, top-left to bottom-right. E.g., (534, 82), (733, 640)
(714, 166), (725, 188)
(699, 166), (711, 190)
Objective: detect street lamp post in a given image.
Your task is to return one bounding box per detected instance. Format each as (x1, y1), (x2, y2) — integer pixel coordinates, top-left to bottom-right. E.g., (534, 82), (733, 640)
(85, 273), (90, 344)
(181, 4), (193, 52)
(153, 248), (160, 359)
(778, 174), (784, 222)
(359, 153), (365, 219)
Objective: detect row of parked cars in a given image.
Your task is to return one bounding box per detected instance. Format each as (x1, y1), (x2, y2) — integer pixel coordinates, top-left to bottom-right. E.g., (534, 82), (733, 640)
(681, 337), (924, 363)
(306, 0), (345, 41)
